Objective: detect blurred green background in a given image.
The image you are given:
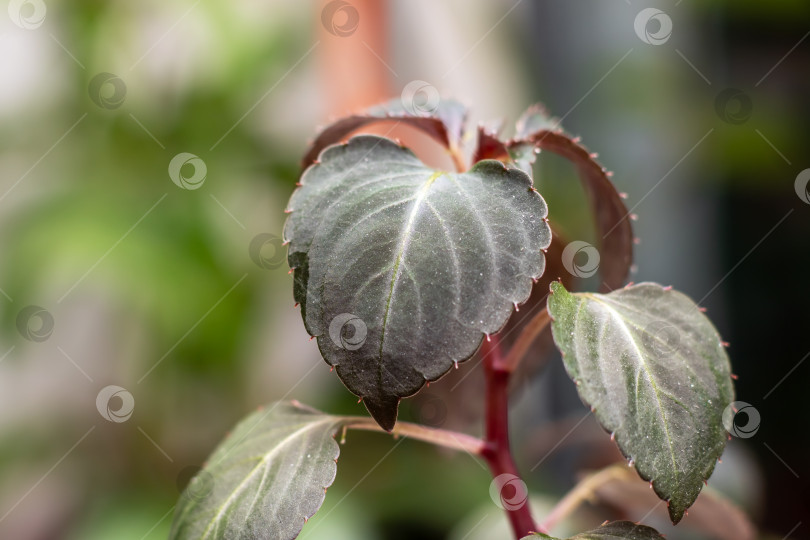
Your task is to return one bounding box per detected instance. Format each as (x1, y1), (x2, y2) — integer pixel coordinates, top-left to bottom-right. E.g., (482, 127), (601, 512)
(1, 1), (808, 539)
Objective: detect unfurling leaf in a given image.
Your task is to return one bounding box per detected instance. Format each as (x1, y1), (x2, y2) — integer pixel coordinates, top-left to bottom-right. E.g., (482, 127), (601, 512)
(285, 135), (551, 429)
(169, 402), (344, 540)
(524, 520), (664, 539)
(547, 281), (734, 523)
(301, 98), (468, 169)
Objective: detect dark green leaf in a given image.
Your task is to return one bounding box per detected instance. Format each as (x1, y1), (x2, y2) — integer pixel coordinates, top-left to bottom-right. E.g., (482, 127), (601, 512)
(286, 135), (551, 429)
(547, 282), (734, 523)
(169, 402), (344, 540)
(301, 98), (468, 168)
(524, 520), (664, 539)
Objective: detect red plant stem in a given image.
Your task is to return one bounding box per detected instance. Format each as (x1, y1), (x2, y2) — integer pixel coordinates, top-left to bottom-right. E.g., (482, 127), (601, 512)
(480, 334), (542, 538)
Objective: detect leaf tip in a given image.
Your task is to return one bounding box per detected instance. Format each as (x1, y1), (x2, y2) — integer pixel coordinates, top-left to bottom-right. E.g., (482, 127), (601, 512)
(363, 395), (400, 432)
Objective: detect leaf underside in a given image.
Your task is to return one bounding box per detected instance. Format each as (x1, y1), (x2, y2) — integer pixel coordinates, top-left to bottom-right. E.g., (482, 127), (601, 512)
(301, 98), (468, 169)
(285, 135), (551, 429)
(547, 281), (734, 523)
(526, 520), (664, 539)
(169, 402), (344, 540)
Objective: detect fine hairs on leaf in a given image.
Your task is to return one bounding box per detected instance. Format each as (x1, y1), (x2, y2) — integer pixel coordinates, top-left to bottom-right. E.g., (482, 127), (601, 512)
(170, 96), (739, 540)
(285, 134), (551, 430)
(546, 281), (733, 523)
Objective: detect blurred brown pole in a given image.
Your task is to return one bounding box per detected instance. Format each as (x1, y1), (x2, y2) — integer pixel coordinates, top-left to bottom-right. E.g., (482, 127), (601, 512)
(319, 0), (390, 116)
(316, 1), (453, 170)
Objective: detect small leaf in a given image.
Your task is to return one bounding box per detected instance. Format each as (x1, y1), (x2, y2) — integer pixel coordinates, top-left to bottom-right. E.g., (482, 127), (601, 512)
(286, 135), (551, 429)
(169, 402), (345, 540)
(515, 103), (558, 139)
(302, 98), (468, 168)
(547, 281), (734, 523)
(523, 521), (664, 539)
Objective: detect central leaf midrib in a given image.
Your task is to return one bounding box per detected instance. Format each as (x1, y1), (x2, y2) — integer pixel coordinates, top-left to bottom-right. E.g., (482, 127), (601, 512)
(199, 418), (335, 539)
(583, 294), (680, 485)
(377, 172), (445, 389)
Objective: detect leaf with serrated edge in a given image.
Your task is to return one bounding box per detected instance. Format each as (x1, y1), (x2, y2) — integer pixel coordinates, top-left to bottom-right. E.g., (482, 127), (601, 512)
(472, 103), (633, 292)
(285, 135), (551, 430)
(169, 402), (344, 540)
(523, 520), (665, 539)
(302, 98), (468, 168)
(515, 103), (559, 139)
(547, 281), (734, 523)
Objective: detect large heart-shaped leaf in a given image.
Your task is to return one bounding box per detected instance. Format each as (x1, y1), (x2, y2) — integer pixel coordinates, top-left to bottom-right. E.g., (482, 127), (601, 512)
(302, 98), (468, 169)
(285, 135), (551, 429)
(525, 520), (664, 539)
(170, 402), (344, 540)
(546, 281), (734, 523)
